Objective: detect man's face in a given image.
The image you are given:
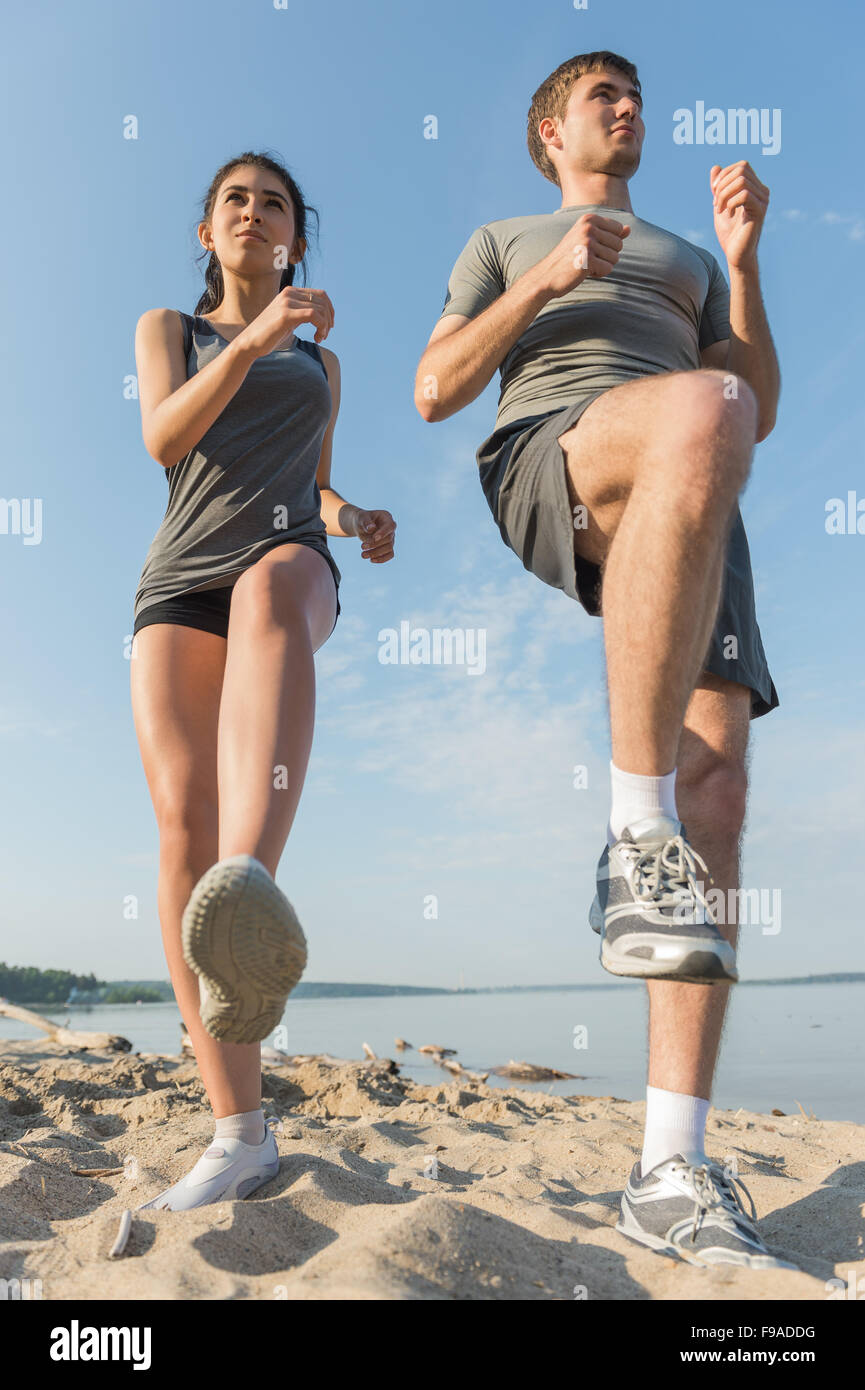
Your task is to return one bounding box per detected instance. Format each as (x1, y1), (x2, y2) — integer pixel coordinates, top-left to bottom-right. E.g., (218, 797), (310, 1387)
(548, 69), (644, 182)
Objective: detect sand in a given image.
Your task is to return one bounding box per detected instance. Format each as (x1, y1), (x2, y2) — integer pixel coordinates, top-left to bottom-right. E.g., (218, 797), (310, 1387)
(0, 1038), (862, 1301)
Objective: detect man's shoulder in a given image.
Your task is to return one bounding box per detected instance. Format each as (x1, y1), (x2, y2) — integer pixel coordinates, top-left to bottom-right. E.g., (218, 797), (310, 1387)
(476, 209), (566, 240)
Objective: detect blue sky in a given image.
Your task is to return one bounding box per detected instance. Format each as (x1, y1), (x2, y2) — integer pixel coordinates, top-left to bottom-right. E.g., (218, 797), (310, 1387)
(1, 0), (862, 988)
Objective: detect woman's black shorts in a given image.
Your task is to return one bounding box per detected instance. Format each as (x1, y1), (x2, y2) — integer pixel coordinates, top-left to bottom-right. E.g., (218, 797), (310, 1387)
(133, 548), (341, 641)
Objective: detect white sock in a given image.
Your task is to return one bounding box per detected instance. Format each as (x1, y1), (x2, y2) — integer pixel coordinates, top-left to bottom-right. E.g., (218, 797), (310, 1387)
(214, 1108), (266, 1145)
(640, 1085), (710, 1176)
(608, 761), (678, 845)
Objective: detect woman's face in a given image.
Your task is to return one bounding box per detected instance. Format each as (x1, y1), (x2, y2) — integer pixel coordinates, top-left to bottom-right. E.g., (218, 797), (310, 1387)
(201, 165), (304, 277)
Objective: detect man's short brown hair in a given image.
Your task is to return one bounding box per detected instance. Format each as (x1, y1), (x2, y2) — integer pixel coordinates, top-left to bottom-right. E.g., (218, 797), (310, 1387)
(527, 51), (642, 186)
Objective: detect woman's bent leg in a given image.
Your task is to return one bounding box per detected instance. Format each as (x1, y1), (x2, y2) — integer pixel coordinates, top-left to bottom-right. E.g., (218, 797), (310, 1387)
(217, 544), (337, 876)
(130, 622), (262, 1116)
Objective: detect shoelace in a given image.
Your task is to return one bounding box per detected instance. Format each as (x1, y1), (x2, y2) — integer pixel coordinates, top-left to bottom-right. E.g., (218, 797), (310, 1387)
(632, 835), (713, 918)
(670, 1160), (759, 1245)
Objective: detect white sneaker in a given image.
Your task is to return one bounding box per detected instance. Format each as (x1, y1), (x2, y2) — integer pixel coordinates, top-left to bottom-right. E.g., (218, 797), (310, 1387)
(137, 1121), (281, 1212)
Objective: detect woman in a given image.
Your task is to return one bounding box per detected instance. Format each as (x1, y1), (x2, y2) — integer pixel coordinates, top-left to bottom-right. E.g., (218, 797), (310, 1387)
(130, 151), (396, 1210)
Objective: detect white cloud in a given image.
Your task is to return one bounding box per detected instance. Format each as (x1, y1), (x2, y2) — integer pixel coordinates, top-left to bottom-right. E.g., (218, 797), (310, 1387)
(0, 706), (76, 739)
(314, 574), (608, 866)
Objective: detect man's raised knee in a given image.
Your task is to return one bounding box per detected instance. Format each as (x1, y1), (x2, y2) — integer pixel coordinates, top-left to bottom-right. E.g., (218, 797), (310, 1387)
(673, 369), (757, 437)
(649, 372), (756, 499)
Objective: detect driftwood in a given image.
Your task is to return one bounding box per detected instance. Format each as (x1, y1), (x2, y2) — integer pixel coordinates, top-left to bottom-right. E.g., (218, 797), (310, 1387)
(260, 1046), (290, 1067)
(184, 1026), (292, 1062)
(364, 1057), (399, 1075)
(275, 1051), (398, 1073)
(108, 1210), (132, 1258)
(0, 1001), (131, 1053)
(431, 1055), (488, 1084)
(287, 1053), (347, 1067)
(492, 1059), (580, 1082)
(179, 1024), (397, 1073)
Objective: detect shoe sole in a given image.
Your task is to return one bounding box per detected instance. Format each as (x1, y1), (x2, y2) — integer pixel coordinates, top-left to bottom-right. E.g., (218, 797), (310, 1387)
(601, 934), (738, 983)
(591, 895), (738, 982)
(181, 855), (307, 1044)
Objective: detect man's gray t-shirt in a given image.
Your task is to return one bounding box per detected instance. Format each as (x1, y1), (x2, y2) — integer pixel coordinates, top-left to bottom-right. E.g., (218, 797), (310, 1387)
(436, 203), (731, 431)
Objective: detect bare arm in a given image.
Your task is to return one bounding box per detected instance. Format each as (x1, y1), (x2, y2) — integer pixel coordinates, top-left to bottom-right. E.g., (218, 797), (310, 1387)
(136, 289), (336, 468)
(314, 347), (397, 561)
(699, 277), (779, 446)
(414, 275), (552, 423)
(705, 161), (780, 442)
(314, 348), (360, 537)
(135, 308), (259, 468)
(414, 214), (630, 423)
(726, 266), (779, 442)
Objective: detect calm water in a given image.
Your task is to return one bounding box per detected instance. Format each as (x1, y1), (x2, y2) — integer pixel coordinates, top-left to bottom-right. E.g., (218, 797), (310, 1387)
(2, 983), (862, 1122)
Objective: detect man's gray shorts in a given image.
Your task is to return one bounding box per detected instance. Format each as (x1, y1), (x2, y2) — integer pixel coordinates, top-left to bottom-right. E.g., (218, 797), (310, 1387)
(476, 396), (779, 719)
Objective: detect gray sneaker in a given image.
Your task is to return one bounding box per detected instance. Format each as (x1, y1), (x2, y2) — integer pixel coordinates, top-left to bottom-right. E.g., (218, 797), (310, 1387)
(616, 1153), (798, 1269)
(589, 815), (738, 983)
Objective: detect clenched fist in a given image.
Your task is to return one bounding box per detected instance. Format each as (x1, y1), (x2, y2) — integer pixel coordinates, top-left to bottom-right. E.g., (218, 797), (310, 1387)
(234, 284), (336, 357)
(355, 509), (396, 564)
(528, 213), (631, 299)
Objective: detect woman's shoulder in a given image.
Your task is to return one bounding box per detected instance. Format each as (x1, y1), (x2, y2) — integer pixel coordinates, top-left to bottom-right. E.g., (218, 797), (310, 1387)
(137, 306), (192, 324)
(135, 307), (194, 343)
(316, 343), (340, 374)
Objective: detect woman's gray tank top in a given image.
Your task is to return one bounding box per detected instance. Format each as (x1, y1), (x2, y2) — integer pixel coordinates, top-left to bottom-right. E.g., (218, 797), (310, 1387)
(133, 311), (341, 623)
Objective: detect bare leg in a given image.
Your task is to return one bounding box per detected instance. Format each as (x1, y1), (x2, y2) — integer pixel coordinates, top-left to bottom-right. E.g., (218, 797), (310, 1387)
(556, 373), (757, 1094)
(130, 547), (336, 1116)
(130, 623), (262, 1117)
(217, 543), (338, 876)
(558, 369), (758, 774)
(645, 673), (750, 1098)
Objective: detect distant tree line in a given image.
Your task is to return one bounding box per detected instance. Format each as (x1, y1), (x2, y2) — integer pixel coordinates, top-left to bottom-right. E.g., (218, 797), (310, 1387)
(102, 986), (162, 1004)
(0, 963), (104, 1005)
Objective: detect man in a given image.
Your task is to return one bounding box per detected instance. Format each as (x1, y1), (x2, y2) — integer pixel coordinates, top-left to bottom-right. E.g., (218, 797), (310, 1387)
(414, 51), (792, 1269)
